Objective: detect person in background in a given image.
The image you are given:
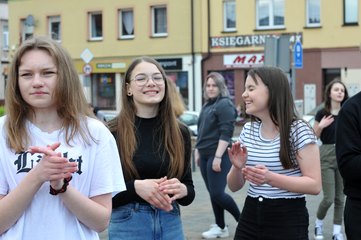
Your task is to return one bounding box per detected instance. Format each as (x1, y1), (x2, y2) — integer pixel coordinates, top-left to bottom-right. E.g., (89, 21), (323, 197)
(107, 57), (195, 240)
(227, 67), (321, 240)
(168, 79), (186, 117)
(336, 90), (361, 240)
(195, 72), (240, 239)
(0, 36), (125, 240)
(313, 79), (349, 240)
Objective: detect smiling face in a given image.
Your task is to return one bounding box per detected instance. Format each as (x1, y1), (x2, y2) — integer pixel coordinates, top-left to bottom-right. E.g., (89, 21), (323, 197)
(126, 61), (166, 115)
(18, 49), (58, 112)
(242, 74), (269, 119)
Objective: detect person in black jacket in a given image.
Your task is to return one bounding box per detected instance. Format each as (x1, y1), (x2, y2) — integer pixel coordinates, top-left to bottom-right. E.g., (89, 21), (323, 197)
(336, 91), (361, 240)
(195, 72), (240, 239)
(107, 57), (195, 240)
(313, 79), (348, 240)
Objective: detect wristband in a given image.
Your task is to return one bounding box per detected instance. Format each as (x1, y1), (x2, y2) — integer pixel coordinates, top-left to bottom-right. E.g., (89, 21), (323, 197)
(49, 176), (72, 195)
(215, 156), (222, 159)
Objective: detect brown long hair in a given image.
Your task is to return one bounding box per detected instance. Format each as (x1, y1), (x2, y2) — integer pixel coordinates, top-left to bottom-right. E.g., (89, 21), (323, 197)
(323, 78), (349, 115)
(108, 57), (185, 180)
(5, 36), (94, 152)
(247, 67), (299, 169)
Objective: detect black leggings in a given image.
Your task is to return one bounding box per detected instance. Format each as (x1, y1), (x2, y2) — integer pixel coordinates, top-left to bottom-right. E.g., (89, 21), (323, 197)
(234, 196), (309, 240)
(199, 152), (241, 229)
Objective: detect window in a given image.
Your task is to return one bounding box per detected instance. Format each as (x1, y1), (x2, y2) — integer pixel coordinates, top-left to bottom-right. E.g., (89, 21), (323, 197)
(2, 23), (8, 50)
(20, 19), (33, 43)
(119, 9), (134, 39)
(224, 0), (236, 31)
(256, 0), (284, 29)
(48, 16), (61, 41)
(151, 6), (167, 37)
(89, 12), (103, 40)
(306, 0), (320, 27)
(344, 0), (358, 25)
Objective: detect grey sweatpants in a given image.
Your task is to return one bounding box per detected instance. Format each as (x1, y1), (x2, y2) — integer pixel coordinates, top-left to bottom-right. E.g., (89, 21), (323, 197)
(316, 144), (345, 225)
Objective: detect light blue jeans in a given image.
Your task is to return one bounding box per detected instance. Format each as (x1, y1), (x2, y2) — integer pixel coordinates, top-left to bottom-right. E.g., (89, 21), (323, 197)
(108, 202), (185, 240)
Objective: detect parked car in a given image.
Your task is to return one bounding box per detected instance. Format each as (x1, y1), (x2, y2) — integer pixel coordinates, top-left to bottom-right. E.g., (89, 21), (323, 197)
(179, 111), (199, 136)
(96, 110), (118, 122)
(302, 114), (315, 127)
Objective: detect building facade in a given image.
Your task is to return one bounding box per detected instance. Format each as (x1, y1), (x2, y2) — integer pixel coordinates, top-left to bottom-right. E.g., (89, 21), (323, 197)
(0, 0), (8, 106)
(203, 0), (361, 114)
(8, 0), (207, 111)
(7, 0), (361, 114)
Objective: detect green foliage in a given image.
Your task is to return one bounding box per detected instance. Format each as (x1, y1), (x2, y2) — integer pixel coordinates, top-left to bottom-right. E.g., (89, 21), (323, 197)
(0, 106), (4, 117)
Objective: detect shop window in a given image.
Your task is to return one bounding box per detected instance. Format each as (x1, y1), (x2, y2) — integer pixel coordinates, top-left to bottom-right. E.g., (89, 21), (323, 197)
(92, 73), (116, 109)
(119, 9), (134, 39)
(167, 71), (189, 107)
(256, 0), (284, 29)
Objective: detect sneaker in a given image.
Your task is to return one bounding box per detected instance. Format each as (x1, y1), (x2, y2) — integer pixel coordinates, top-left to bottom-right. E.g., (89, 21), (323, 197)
(332, 233), (344, 240)
(314, 226), (324, 240)
(202, 224), (229, 239)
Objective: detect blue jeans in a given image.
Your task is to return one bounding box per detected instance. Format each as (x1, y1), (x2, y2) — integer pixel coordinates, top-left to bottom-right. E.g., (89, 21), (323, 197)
(108, 202), (185, 240)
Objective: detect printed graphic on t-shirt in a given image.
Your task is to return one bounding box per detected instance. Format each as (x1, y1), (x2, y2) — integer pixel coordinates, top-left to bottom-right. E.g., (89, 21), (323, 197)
(14, 151), (83, 175)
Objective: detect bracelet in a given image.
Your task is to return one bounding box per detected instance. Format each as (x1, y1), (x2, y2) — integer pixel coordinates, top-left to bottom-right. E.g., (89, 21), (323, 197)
(49, 176), (72, 195)
(215, 156), (222, 159)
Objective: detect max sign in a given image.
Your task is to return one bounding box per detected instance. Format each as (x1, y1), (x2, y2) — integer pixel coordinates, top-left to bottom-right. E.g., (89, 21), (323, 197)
(224, 54), (264, 68)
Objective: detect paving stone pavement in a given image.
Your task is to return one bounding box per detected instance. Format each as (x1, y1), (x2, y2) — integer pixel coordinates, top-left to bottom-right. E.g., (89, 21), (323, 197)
(99, 169), (345, 240)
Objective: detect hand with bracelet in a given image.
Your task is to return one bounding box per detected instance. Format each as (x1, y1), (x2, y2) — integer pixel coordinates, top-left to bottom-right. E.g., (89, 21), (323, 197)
(28, 142), (78, 195)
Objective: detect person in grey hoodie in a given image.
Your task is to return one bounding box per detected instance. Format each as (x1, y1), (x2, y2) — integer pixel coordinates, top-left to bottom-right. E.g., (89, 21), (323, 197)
(195, 72), (240, 239)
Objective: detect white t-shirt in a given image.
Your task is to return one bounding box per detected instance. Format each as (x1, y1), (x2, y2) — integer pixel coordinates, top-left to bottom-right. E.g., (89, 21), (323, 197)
(240, 120), (317, 199)
(0, 116), (126, 240)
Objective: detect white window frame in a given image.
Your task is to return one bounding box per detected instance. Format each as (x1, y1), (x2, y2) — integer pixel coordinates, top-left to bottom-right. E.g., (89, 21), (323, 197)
(48, 16), (61, 42)
(89, 12), (103, 41)
(306, 0), (321, 27)
(223, 0), (236, 31)
(118, 9), (134, 39)
(151, 5), (168, 37)
(256, 0), (285, 30)
(344, 0), (358, 24)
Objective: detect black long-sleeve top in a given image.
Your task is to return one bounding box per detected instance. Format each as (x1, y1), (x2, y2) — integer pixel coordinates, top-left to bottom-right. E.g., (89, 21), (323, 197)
(336, 91), (361, 199)
(112, 116), (195, 208)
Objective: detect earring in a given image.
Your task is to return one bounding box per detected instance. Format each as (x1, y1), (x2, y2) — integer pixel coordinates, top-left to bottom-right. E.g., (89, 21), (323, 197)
(127, 92), (132, 96)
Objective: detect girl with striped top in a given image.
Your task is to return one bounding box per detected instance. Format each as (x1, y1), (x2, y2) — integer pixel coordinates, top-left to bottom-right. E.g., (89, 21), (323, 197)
(227, 67), (322, 240)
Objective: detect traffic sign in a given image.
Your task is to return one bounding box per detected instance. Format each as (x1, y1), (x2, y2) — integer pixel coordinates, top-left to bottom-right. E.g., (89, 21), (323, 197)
(294, 41), (303, 69)
(81, 48), (93, 64)
(83, 63), (93, 75)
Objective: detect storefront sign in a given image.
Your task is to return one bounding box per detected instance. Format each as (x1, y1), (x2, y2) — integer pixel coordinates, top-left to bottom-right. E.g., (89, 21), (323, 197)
(96, 63), (126, 69)
(224, 54), (264, 68)
(211, 33), (302, 48)
(155, 58), (182, 70)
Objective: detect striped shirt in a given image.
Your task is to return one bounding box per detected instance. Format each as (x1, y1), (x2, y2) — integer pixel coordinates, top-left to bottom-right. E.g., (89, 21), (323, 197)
(239, 120), (317, 199)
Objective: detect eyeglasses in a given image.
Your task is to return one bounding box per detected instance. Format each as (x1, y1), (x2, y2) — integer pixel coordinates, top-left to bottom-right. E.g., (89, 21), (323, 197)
(131, 73), (164, 87)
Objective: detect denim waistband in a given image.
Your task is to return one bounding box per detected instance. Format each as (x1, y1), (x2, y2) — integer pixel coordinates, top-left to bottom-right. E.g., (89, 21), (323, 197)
(122, 201), (179, 211)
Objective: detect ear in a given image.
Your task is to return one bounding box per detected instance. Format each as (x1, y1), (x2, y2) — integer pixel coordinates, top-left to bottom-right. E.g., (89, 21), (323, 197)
(126, 83), (132, 96)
